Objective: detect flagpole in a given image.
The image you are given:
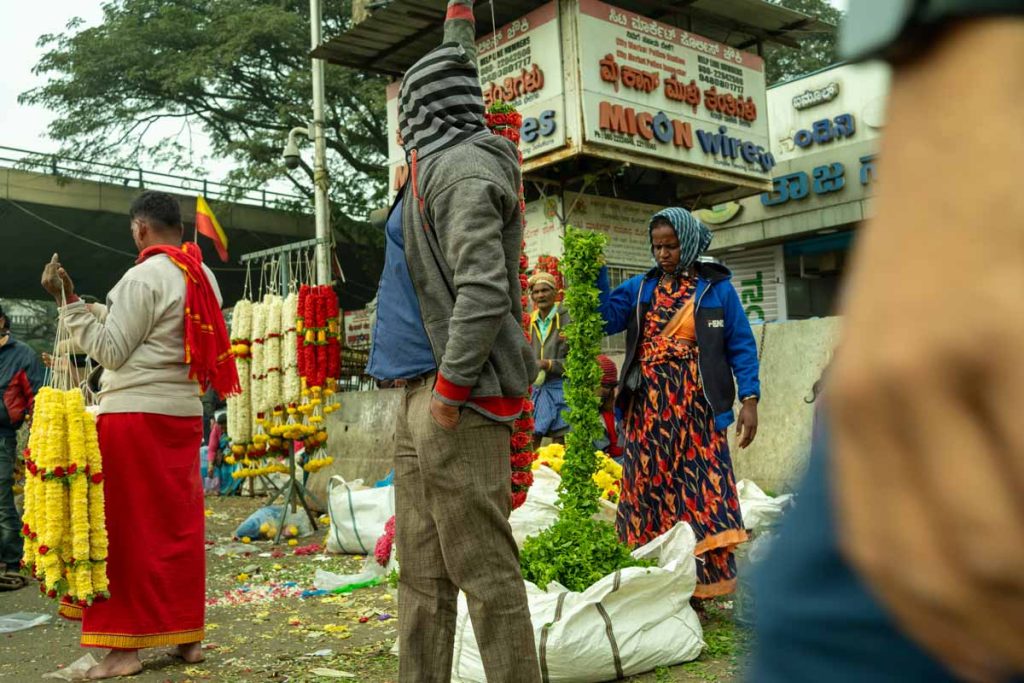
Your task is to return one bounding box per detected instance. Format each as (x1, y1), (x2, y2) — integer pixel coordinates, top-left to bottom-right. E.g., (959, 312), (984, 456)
(194, 196), (199, 243)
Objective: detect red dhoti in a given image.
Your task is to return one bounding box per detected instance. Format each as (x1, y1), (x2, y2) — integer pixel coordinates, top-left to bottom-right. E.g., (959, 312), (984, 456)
(60, 413), (205, 649)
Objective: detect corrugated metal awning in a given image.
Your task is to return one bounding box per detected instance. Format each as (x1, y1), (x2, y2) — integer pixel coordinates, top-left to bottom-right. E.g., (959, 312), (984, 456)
(313, 0), (833, 76)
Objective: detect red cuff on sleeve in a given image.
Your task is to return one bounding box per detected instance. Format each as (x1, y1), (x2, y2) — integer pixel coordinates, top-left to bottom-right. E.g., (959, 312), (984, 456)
(435, 372), (472, 403)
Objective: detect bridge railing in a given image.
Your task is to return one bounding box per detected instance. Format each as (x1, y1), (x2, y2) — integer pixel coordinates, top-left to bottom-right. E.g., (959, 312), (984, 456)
(0, 145), (308, 209)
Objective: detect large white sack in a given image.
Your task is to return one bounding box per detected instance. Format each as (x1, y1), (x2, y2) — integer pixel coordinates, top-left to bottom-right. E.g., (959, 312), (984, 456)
(451, 522), (704, 682)
(509, 466), (618, 548)
(325, 476), (395, 555)
(737, 479), (793, 531)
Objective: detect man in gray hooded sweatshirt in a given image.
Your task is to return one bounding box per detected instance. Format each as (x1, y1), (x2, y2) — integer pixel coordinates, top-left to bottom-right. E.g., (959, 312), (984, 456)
(366, 1), (540, 680)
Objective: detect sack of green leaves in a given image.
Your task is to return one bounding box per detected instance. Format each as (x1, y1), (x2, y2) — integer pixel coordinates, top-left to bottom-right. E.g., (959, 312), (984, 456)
(450, 521), (703, 681)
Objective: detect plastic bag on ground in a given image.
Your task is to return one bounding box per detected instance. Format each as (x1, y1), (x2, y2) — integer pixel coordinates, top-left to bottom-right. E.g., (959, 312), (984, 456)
(735, 530), (776, 627)
(451, 522), (704, 682)
(326, 477), (395, 555)
(314, 556), (387, 591)
(737, 479), (793, 531)
(234, 505), (314, 540)
(0, 612), (51, 633)
(42, 653), (98, 680)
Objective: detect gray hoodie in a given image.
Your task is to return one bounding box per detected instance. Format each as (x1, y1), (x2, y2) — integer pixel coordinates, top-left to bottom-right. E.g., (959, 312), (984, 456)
(400, 134), (536, 419)
(397, 3), (536, 419)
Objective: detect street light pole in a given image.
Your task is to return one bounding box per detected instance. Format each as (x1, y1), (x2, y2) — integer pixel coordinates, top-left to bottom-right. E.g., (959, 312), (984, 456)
(309, 0), (331, 286)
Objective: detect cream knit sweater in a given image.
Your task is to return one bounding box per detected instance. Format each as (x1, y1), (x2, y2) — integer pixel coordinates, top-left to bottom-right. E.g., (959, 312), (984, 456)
(61, 254), (222, 416)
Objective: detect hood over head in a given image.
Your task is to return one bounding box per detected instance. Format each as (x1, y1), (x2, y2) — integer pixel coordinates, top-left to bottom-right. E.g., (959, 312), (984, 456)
(398, 0), (488, 162)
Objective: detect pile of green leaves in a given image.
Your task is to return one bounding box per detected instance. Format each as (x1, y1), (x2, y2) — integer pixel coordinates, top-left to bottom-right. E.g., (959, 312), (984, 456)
(520, 227), (652, 591)
(519, 515), (646, 592)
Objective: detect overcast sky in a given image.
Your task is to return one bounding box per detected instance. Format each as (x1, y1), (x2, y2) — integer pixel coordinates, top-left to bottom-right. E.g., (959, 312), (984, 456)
(0, 0), (849, 176)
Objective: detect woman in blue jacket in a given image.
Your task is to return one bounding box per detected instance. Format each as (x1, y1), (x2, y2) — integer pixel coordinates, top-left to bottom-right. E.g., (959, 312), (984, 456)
(598, 207), (760, 601)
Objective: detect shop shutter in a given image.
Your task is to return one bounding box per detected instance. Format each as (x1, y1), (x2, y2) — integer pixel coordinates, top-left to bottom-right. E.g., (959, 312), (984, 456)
(720, 246), (787, 323)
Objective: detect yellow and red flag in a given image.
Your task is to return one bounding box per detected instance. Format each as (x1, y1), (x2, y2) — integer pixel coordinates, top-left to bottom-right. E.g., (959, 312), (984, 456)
(195, 196), (229, 262)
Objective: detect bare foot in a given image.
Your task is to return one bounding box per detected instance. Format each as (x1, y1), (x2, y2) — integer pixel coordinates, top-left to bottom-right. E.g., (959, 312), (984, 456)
(173, 642), (204, 663)
(86, 649), (142, 679)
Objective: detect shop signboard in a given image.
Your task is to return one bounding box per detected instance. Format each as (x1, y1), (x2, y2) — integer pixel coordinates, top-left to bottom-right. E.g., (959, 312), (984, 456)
(523, 195), (564, 266)
(478, 1), (565, 161)
(575, 0), (772, 183)
(767, 61), (890, 161)
(522, 192), (661, 274)
(343, 309), (373, 350)
(720, 245), (787, 323)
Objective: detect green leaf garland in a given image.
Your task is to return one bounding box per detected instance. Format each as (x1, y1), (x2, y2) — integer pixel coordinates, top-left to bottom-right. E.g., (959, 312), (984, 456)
(520, 226), (652, 591)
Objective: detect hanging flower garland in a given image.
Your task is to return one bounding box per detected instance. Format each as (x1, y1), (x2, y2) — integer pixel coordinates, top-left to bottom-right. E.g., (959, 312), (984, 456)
(282, 292), (301, 410)
(21, 387), (109, 605)
(228, 281), (338, 479)
(487, 100), (536, 510)
(227, 299), (253, 461)
(294, 284), (339, 474)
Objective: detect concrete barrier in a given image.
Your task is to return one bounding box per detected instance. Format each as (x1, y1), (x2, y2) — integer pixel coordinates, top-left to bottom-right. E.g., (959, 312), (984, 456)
(303, 315), (839, 509)
(727, 316), (840, 494)
(305, 388), (403, 511)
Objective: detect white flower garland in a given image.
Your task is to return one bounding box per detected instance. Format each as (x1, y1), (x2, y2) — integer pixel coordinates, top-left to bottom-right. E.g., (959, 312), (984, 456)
(227, 299), (253, 444)
(282, 292), (300, 406)
(263, 294), (283, 413)
(249, 300), (267, 421)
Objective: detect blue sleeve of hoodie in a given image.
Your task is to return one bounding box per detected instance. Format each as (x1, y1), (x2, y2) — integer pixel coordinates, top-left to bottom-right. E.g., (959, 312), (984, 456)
(597, 267), (638, 336)
(722, 282), (761, 400)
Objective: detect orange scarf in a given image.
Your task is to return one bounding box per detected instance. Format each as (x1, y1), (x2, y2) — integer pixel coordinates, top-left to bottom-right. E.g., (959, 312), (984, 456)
(136, 243), (240, 398)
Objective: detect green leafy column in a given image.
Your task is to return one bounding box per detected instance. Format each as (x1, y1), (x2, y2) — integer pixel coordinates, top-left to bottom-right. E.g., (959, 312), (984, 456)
(557, 227), (607, 518)
(520, 227), (650, 593)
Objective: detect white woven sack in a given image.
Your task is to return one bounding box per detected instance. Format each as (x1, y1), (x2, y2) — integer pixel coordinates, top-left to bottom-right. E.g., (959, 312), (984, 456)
(451, 522), (704, 682)
(326, 476), (395, 555)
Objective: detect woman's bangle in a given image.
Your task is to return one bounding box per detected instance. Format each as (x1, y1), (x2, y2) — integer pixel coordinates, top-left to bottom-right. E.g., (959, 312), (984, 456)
(741, 395), (759, 404)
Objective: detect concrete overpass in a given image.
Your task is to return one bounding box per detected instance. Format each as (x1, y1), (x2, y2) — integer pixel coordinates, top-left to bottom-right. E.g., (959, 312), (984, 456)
(1, 148), (382, 309)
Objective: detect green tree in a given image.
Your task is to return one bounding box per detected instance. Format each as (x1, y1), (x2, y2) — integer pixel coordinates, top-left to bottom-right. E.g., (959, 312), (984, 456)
(21, 0), (388, 246)
(764, 0), (843, 85)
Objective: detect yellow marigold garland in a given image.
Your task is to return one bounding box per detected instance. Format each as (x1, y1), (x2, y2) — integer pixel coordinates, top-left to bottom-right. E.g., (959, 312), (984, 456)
(84, 411), (109, 597)
(20, 387), (109, 604)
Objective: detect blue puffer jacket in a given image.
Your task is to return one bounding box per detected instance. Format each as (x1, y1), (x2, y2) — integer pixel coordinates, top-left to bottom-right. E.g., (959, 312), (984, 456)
(598, 263), (760, 431)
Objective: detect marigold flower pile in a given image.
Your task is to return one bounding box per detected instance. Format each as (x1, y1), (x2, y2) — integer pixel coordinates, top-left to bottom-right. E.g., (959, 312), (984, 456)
(21, 387), (109, 604)
(534, 443), (623, 504)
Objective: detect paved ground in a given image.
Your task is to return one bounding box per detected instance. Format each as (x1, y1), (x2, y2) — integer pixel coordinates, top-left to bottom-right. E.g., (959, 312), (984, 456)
(0, 496), (747, 682)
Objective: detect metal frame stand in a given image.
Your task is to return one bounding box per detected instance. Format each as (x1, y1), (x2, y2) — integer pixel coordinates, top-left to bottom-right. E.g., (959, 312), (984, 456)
(239, 237), (332, 545)
(267, 442), (322, 544)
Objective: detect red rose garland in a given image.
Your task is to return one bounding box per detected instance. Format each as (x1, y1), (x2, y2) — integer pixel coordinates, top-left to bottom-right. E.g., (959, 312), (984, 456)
(296, 285), (340, 391)
(487, 100), (537, 510)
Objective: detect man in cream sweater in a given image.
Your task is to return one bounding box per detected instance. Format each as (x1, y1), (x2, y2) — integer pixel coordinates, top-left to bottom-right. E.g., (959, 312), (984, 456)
(41, 191), (237, 680)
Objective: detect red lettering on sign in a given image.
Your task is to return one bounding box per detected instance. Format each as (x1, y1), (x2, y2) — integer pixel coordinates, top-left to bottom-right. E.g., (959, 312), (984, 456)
(483, 64), (545, 107)
(636, 112), (653, 140)
(598, 101), (693, 150)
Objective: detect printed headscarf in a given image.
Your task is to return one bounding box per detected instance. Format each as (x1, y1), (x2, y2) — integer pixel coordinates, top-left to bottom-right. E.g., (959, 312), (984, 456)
(649, 207), (712, 274)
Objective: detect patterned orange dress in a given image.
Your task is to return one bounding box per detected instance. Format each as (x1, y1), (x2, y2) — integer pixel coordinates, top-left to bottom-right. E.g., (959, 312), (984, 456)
(617, 274), (747, 598)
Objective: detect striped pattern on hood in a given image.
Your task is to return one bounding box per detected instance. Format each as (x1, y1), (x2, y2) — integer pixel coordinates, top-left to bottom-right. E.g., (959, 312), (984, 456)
(398, 0), (487, 161)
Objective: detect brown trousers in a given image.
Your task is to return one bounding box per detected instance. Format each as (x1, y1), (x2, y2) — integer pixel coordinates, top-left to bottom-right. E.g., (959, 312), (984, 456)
(395, 382), (540, 683)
